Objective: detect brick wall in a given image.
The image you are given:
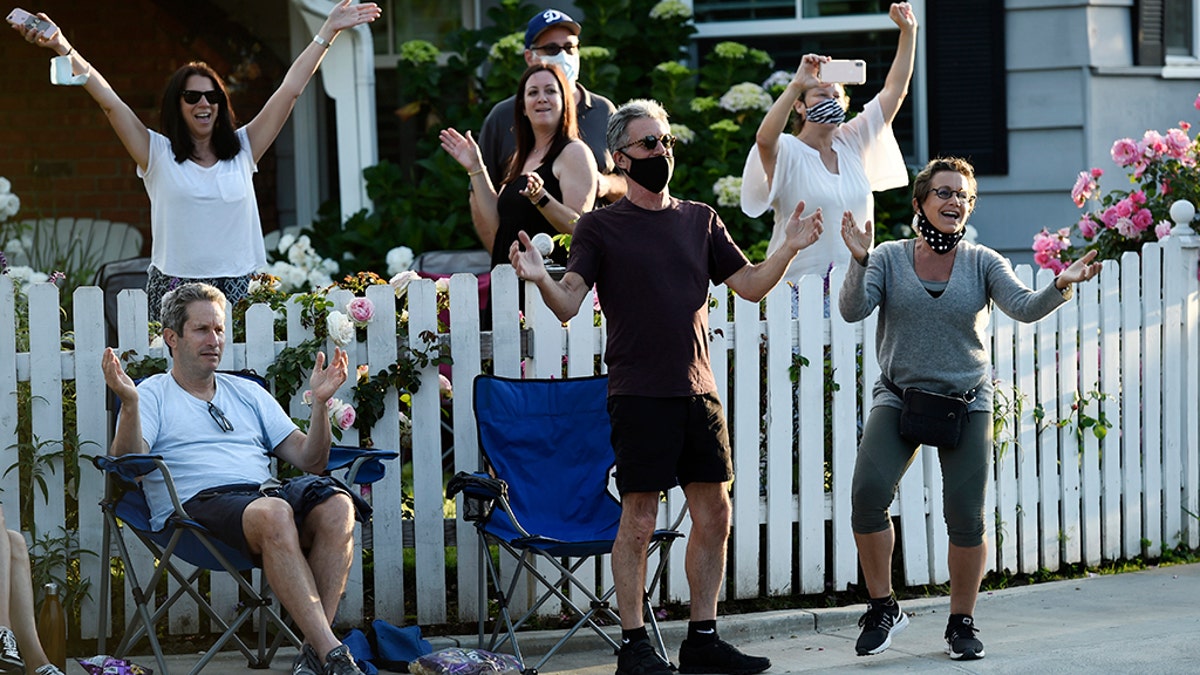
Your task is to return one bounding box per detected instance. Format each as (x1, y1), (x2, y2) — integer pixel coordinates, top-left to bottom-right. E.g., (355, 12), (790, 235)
(0, 0), (287, 257)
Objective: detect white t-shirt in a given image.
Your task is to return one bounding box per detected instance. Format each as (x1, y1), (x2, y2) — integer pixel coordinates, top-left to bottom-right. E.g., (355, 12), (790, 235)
(131, 372), (298, 531)
(741, 96), (909, 284)
(139, 127), (268, 278)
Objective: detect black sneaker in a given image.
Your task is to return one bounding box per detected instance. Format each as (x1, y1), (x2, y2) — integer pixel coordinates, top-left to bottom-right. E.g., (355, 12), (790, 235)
(616, 639), (674, 675)
(855, 604), (909, 656)
(0, 627), (22, 673)
(292, 644), (321, 675)
(945, 614), (985, 660)
(678, 638), (771, 675)
(323, 644), (365, 675)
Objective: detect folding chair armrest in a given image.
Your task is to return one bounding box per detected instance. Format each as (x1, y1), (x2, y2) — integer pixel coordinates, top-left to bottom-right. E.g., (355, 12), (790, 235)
(445, 471), (506, 501)
(326, 445), (400, 486)
(93, 454), (194, 518)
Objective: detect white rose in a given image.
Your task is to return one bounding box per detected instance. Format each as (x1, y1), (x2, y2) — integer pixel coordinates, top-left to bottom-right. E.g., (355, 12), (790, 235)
(0, 177), (11, 194)
(326, 311), (356, 347)
(0, 194), (18, 220)
(386, 246), (415, 276)
(6, 266), (33, 284)
(389, 270), (420, 298)
(321, 258), (339, 274)
(276, 233), (296, 255)
(307, 269), (333, 291)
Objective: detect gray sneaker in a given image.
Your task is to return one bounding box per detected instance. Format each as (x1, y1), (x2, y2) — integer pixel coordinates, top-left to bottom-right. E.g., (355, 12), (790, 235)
(0, 627), (22, 674)
(33, 666), (67, 675)
(292, 644), (321, 675)
(323, 644), (365, 675)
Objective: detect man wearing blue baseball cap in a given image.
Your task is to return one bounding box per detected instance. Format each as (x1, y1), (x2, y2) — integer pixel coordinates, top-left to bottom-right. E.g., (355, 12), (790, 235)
(473, 8), (625, 218)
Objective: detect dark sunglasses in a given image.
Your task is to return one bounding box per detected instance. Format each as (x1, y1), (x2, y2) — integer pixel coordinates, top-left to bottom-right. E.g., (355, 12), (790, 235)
(207, 401), (234, 432)
(618, 134), (677, 153)
(531, 41), (579, 56)
(181, 89), (225, 105)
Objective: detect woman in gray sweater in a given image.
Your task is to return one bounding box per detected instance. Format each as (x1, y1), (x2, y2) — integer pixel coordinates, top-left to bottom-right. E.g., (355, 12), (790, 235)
(837, 157), (1101, 661)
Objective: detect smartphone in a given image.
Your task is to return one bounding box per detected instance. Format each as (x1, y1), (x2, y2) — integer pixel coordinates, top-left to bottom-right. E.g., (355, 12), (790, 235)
(6, 7), (58, 39)
(819, 59), (867, 85)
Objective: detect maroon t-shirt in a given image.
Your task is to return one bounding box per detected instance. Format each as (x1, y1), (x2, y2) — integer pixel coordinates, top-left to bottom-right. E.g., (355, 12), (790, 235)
(567, 197), (749, 397)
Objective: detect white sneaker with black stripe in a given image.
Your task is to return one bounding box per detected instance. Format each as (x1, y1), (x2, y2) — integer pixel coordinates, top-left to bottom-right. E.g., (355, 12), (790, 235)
(0, 627), (23, 674)
(855, 603), (909, 656)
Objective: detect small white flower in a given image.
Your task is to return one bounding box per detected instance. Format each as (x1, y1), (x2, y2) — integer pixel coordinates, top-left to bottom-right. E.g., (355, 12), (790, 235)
(762, 70), (792, 92)
(0, 177), (11, 194)
(389, 270), (420, 298)
(719, 82), (773, 113)
(712, 176), (743, 208)
(669, 123), (695, 144)
(386, 246), (415, 276)
(326, 311), (356, 347)
(6, 266), (33, 284)
(276, 233), (296, 254)
(649, 0), (692, 20)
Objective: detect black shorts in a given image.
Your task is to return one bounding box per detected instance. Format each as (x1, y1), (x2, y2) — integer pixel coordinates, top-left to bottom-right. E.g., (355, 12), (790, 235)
(182, 475), (369, 562)
(607, 393), (733, 495)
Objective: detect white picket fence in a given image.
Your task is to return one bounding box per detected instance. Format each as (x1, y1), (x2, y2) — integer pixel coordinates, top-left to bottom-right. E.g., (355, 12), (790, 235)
(2, 236), (1198, 643)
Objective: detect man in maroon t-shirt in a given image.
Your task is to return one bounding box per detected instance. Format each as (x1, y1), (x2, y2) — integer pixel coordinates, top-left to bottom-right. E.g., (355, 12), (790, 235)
(509, 99), (822, 675)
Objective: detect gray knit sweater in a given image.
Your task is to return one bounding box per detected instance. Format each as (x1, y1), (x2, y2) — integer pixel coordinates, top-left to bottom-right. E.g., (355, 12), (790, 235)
(839, 238), (1067, 412)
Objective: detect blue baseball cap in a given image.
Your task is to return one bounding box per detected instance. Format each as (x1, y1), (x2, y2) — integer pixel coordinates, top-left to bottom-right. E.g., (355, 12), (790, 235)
(524, 8), (581, 49)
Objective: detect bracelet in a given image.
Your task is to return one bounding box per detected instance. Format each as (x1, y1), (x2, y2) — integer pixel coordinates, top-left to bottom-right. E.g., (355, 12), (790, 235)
(536, 193), (550, 208)
(467, 167), (485, 178)
(313, 34), (331, 49)
(62, 46), (73, 57)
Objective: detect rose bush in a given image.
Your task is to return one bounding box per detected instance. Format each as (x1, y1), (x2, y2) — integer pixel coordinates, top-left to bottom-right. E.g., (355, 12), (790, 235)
(1033, 91), (1200, 270)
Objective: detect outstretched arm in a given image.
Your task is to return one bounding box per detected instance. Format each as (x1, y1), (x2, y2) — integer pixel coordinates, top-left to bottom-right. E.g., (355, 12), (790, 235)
(755, 54), (825, 187)
(442, 127), (500, 251)
(273, 347), (349, 474)
(12, 13), (151, 171)
(725, 201), (823, 302)
(245, 0), (382, 162)
(877, 2), (918, 123)
(509, 231), (590, 321)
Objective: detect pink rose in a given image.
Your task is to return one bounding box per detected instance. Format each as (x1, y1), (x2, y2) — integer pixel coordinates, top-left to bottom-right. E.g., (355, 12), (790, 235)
(336, 404), (356, 430)
(1195, 93), (1200, 111)
(1132, 208), (1153, 230)
(1034, 250), (1054, 269)
(1155, 220), (1173, 240)
(1071, 171), (1097, 207)
(1090, 167), (1103, 179)
(1078, 216), (1098, 240)
(1182, 121), (1192, 132)
(302, 389), (314, 405)
(347, 297), (375, 326)
(1110, 138), (1139, 166)
(1101, 206), (1120, 229)
(1129, 190), (1147, 206)
(438, 373), (453, 400)
(1165, 128), (1191, 158)
(1115, 216), (1139, 238)
(1113, 198), (1133, 219)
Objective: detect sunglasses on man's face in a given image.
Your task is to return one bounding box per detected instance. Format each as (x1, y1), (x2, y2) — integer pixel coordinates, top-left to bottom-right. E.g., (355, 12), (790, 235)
(181, 89), (225, 105)
(618, 134), (677, 153)
(531, 41), (579, 56)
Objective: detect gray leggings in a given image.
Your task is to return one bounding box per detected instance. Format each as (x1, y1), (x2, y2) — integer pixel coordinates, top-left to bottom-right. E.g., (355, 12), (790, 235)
(850, 406), (992, 547)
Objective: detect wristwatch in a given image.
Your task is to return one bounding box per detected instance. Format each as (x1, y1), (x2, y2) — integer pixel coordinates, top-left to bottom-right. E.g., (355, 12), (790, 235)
(1058, 282), (1073, 300)
(537, 193), (551, 208)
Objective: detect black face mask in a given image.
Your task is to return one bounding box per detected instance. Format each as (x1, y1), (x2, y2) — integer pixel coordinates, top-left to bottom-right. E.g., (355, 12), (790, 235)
(622, 154), (674, 193)
(914, 207), (965, 254)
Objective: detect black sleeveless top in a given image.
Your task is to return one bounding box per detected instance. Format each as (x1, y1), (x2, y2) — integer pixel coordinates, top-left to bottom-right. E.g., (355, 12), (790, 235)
(492, 143), (569, 268)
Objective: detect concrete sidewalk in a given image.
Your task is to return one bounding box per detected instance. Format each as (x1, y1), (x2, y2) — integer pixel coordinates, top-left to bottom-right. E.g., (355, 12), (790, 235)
(118, 562), (1199, 674)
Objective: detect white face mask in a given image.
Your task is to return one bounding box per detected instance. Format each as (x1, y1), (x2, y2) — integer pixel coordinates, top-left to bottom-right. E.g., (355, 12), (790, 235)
(538, 51), (580, 85)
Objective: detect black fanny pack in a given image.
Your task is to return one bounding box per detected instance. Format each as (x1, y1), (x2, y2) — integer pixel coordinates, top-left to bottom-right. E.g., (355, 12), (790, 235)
(882, 376), (980, 448)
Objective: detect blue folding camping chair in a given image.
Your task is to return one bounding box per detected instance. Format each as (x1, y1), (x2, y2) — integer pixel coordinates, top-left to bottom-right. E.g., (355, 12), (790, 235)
(448, 375), (686, 672)
(96, 371), (397, 675)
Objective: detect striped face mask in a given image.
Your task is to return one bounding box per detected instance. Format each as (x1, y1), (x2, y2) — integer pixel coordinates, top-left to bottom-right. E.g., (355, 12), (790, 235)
(914, 208), (966, 254)
(805, 98), (846, 125)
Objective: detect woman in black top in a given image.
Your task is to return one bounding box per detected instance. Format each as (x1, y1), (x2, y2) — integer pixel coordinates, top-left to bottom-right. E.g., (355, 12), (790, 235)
(441, 63), (597, 266)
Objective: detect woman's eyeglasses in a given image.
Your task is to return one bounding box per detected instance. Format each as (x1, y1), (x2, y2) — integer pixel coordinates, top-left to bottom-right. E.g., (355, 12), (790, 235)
(208, 401), (234, 432)
(618, 134), (677, 153)
(531, 41), (579, 56)
(181, 89), (225, 105)
(930, 187), (976, 204)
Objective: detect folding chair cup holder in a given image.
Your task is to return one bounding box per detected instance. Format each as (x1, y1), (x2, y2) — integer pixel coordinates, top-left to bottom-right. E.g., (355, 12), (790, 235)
(96, 370), (398, 675)
(448, 375), (687, 673)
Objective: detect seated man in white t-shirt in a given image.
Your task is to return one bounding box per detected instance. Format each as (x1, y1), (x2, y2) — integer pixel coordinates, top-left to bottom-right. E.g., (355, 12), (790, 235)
(101, 283), (365, 675)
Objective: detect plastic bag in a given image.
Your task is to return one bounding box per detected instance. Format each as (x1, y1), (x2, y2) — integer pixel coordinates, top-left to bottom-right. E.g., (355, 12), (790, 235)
(408, 648), (523, 675)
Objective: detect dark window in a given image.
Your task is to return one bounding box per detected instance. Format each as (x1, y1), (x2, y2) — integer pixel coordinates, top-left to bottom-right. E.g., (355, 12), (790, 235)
(925, 0), (1007, 175)
(1136, 0), (1165, 65)
(693, 0), (796, 22)
(1164, 0), (1194, 56)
